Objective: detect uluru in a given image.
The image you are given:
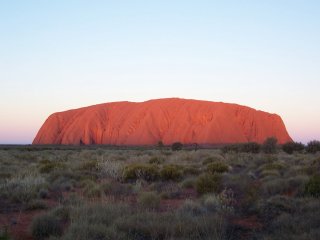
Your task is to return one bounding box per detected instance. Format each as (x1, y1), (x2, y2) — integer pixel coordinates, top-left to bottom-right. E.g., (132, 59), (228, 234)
(33, 98), (292, 145)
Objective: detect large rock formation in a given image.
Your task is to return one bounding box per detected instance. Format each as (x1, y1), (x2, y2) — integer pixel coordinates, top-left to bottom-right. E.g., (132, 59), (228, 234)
(33, 98), (292, 145)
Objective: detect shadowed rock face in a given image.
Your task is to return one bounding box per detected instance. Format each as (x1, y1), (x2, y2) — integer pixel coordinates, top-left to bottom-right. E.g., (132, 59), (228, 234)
(33, 98), (292, 145)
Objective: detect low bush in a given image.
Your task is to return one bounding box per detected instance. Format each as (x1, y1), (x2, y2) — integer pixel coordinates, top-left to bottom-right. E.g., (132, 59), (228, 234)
(262, 137), (278, 154)
(203, 194), (221, 212)
(196, 174), (220, 194)
(240, 142), (261, 153)
(150, 182), (182, 199)
(51, 206), (71, 222)
(304, 174), (320, 197)
(0, 173), (46, 203)
(207, 162), (229, 174)
(257, 195), (296, 220)
(31, 214), (63, 240)
(181, 177), (196, 189)
(202, 155), (224, 165)
(38, 162), (65, 174)
(202, 191), (235, 214)
(83, 184), (103, 198)
(149, 156), (164, 164)
(97, 159), (123, 180)
(79, 160), (98, 171)
(160, 164), (182, 181)
(123, 163), (159, 181)
(171, 142), (183, 151)
(261, 179), (290, 197)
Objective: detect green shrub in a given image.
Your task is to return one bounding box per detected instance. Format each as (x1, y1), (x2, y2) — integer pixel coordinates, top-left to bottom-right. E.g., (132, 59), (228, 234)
(207, 162), (229, 174)
(79, 160), (98, 171)
(196, 174), (220, 194)
(148, 156), (164, 164)
(258, 195), (296, 220)
(202, 155), (224, 165)
(83, 184), (103, 198)
(39, 162), (65, 174)
(262, 137), (278, 154)
(137, 191), (160, 209)
(282, 142), (305, 154)
(181, 177), (196, 189)
(202, 191), (234, 213)
(51, 206), (71, 222)
(304, 175), (320, 197)
(31, 214), (62, 240)
(123, 164), (159, 181)
(171, 142), (183, 151)
(261, 179), (290, 196)
(203, 194), (222, 212)
(160, 164), (182, 181)
(306, 140), (320, 154)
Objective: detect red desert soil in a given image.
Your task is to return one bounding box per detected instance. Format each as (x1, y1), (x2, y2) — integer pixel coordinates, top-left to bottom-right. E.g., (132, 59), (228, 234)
(33, 98), (292, 145)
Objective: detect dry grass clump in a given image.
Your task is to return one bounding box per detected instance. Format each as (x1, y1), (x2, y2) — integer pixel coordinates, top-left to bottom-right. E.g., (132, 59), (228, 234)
(122, 163), (159, 181)
(196, 174), (221, 194)
(160, 164), (183, 181)
(97, 158), (124, 180)
(0, 172), (46, 203)
(206, 162), (229, 174)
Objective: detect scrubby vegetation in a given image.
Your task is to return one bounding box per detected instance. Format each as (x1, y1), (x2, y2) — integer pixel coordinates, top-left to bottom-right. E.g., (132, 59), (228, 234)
(282, 141), (305, 154)
(0, 143), (319, 239)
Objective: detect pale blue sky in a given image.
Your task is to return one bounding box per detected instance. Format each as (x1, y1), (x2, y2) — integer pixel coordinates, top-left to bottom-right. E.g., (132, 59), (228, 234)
(0, 0), (320, 143)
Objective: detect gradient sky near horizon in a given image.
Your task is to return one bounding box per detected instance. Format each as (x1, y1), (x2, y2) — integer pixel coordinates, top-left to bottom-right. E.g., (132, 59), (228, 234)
(0, 0), (320, 144)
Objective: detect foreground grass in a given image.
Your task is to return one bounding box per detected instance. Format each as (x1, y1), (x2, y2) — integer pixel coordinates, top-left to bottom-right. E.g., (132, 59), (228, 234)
(0, 146), (319, 240)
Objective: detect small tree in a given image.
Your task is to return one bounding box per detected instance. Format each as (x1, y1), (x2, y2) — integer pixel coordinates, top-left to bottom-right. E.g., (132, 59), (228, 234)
(306, 140), (320, 154)
(157, 141), (164, 151)
(194, 143), (199, 151)
(282, 142), (305, 154)
(262, 137), (278, 154)
(171, 142), (183, 151)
